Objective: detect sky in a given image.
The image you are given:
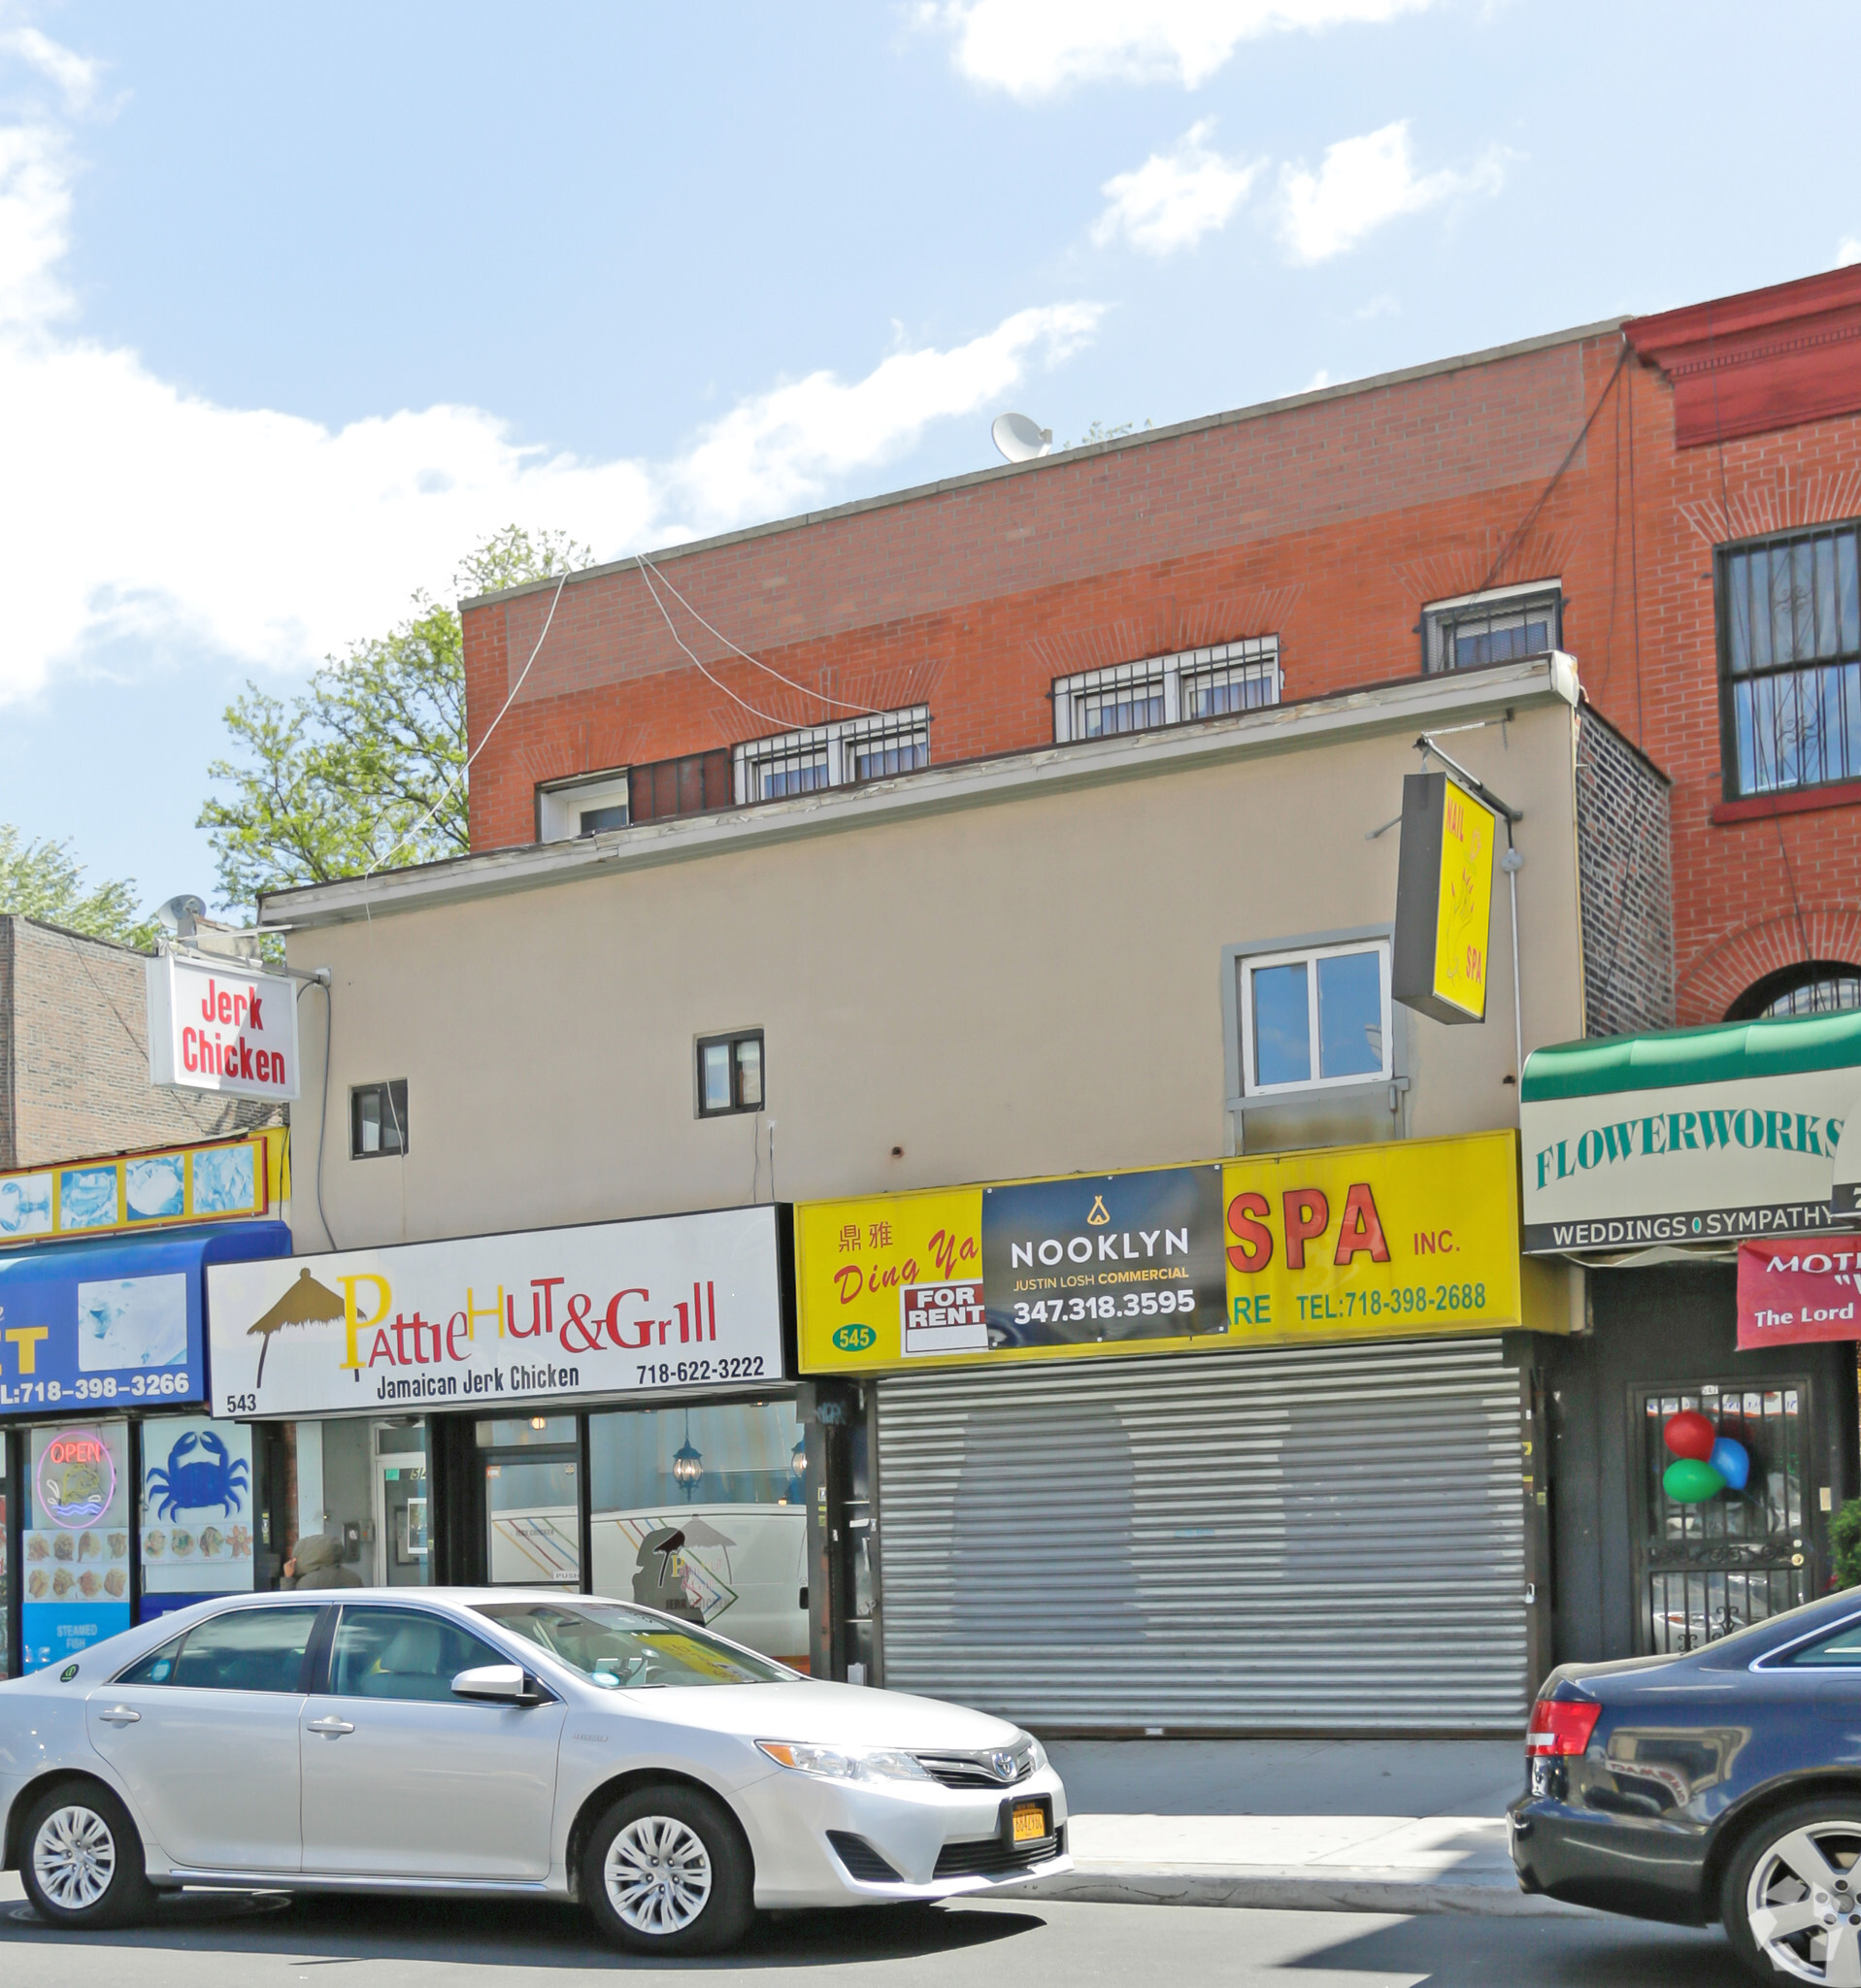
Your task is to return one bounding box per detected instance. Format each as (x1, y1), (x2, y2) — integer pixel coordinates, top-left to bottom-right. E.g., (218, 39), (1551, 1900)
(2, 0), (1859, 916)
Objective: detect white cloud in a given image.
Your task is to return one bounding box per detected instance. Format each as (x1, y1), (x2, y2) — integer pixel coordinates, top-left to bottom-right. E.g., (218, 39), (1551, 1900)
(1278, 119), (1506, 264)
(1092, 119), (1257, 256)
(0, 24), (100, 111)
(0, 35), (1101, 705)
(923, 0), (1431, 100)
(1838, 237), (1861, 269)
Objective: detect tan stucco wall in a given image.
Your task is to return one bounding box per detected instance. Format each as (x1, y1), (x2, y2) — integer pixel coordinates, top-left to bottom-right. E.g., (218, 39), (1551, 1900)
(283, 697), (1585, 1252)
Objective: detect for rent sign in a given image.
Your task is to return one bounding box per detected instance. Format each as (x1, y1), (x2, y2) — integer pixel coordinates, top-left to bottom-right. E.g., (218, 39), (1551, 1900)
(147, 954), (300, 1103)
(206, 1208), (784, 1418)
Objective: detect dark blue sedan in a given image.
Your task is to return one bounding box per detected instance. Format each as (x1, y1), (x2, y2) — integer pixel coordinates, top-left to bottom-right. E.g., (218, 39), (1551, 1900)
(1512, 1590), (1861, 1982)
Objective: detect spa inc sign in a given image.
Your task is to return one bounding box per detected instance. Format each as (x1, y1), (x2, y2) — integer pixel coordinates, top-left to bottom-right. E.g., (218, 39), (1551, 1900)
(147, 953), (300, 1104)
(205, 1208), (784, 1417)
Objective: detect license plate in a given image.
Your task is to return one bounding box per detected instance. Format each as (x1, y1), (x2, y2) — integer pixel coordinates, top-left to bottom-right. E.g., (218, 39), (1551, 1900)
(1011, 1802), (1047, 1843)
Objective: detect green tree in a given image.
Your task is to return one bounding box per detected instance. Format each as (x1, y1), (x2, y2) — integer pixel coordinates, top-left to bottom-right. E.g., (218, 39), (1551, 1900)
(0, 824), (156, 947)
(198, 525), (590, 911)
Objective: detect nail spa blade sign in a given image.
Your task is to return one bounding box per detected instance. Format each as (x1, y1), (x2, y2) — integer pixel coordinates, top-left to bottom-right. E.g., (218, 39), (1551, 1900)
(147, 954), (300, 1103)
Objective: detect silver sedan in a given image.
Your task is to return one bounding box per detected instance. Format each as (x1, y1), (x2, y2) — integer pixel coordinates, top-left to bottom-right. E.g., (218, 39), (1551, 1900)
(0, 1589), (1070, 1955)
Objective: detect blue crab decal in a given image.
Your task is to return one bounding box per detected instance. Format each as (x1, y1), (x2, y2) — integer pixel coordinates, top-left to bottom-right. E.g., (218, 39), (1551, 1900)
(147, 1430), (249, 1521)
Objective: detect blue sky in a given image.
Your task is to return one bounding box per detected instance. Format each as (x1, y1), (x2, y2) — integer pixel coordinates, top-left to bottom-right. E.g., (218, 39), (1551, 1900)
(3, 0), (1859, 915)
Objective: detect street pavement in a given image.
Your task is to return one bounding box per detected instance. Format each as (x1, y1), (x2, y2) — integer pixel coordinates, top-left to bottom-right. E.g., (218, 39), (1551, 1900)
(0, 1875), (1750, 1985)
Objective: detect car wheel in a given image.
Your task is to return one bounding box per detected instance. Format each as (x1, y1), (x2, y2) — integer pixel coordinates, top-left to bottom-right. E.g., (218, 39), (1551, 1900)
(580, 1784), (754, 1956)
(1724, 1798), (1861, 1984)
(19, 1781), (154, 1931)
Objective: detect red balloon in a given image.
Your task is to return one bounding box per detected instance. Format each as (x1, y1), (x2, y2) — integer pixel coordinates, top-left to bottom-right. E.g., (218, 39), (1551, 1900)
(1664, 1410), (1716, 1461)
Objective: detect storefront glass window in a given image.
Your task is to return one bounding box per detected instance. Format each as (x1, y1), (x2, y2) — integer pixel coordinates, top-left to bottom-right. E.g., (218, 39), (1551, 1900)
(294, 1417), (429, 1590)
(0, 1436), (11, 1678)
(480, 1417), (579, 1588)
(139, 1413), (258, 1624)
(22, 1420), (131, 1670)
(587, 1401), (806, 1667)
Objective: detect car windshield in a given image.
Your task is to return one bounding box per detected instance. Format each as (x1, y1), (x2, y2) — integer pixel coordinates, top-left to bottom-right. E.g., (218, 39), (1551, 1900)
(473, 1601), (793, 1689)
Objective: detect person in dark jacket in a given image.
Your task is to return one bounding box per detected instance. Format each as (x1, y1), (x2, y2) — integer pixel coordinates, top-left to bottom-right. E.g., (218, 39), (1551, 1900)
(281, 1532), (362, 1589)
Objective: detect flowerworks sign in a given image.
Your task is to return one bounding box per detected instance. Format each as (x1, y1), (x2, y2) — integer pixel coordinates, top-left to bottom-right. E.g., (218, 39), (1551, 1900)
(205, 1208), (784, 1417)
(1737, 1239), (1861, 1349)
(147, 954), (300, 1104)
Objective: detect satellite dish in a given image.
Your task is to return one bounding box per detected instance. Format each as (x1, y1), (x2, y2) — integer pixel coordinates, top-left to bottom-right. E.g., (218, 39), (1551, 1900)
(155, 894), (206, 940)
(991, 413), (1052, 463)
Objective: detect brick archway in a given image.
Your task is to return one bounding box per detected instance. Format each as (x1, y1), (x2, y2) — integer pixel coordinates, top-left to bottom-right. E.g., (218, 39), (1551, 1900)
(1677, 908), (1861, 1024)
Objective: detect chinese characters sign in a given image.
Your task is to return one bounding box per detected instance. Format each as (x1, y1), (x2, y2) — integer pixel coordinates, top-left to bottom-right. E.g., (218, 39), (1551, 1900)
(1392, 771), (1495, 1025)
(206, 1208), (785, 1418)
(798, 1132), (1547, 1374)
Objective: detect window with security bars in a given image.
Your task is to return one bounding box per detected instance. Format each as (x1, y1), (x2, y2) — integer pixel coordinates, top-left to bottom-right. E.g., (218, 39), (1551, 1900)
(1051, 639), (1280, 743)
(1421, 582), (1562, 674)
(1728, 963), (1861, 1022)
(733, 708), (929, 804)
(1718, 521), (1861, 799)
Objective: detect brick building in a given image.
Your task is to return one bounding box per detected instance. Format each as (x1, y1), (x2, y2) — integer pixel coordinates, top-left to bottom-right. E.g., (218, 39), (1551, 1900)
(460, 264), (1861, 1034)
(0, 915), (280, 1170)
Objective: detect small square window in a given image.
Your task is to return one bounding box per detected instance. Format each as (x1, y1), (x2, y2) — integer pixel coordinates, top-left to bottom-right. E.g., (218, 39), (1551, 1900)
(350, 1080), (409, 1158)
(1239, 944), (1391, 1097)
(697, 1032), (764, 1117)
(1421, 583), (1561, 675)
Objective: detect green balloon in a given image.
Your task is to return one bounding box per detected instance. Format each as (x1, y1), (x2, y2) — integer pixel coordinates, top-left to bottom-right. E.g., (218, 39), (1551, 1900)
(1664, 1458), (1726, 1504)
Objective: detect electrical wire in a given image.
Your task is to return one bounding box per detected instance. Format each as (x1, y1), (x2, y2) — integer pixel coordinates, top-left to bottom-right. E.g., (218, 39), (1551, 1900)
(298, 977), (338, 1250)
(362, 561), (574, 885)
(634, 556), (812, 732)
(635, 551), (888, 717)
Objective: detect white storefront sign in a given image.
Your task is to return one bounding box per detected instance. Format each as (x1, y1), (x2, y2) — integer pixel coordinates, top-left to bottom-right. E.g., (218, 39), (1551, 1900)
(147, 954), (300, 1104)
(206, 1207), (784, 1417)
(1521, 1069), (1853, 1252)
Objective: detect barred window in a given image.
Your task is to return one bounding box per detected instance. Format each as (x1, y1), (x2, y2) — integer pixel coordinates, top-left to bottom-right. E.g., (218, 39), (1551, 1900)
(1728, 963), (1861, 1022)
(733, 707), (929, 806)
(1052, 638), (1280, 744)
(1421, 581), (1562, 675)
(1719, 522), (1861, 799)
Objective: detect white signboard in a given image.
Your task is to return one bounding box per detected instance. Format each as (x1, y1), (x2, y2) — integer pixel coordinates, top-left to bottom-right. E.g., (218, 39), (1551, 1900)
(206, 1208), (784, 1418)
(1521, 1069), (1854, 1252)
(147, 954), (300, 1104)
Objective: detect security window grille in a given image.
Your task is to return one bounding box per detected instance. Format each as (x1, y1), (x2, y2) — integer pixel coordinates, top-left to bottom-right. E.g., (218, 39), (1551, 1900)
(1718, 521), (1861, 799)
(1239, 943), (1391, 1096)
(1421, 582), (1561, 674)
(1051, 639), (1280, 743)
(697, 1032), (764, 1116)
(733, 708), (929, 805)
(1728, 964), (1861, 1021)
(351, 1080), (409, 1158)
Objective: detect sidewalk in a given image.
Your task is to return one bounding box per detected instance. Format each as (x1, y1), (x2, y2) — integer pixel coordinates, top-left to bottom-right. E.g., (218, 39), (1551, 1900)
(1026, 1739), (1591, 1916)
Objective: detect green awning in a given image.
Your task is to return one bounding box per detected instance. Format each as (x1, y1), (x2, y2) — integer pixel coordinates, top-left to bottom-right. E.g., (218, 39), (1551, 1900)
(1520, 1011), (1861, 1103)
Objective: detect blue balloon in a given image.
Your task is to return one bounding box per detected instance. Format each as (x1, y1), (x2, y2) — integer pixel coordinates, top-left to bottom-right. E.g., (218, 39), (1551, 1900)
(1711, 1437), (1751, 1491)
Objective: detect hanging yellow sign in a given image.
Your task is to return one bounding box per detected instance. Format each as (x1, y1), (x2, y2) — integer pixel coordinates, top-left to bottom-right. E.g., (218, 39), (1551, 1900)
(1393, 771), (1496, 1024)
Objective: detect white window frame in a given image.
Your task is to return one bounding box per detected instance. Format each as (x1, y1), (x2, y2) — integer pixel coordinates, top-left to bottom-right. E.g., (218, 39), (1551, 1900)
(1420, 579), (1562, 676)
(1237, 939), (1394, 1098)
(536, 770), (630, 842)
(732, 706), (929, 806)
(1051, 638), (1281, 744)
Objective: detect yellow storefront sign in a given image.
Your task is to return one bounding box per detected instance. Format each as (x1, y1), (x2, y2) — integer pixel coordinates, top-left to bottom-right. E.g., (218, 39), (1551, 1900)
(1433, 778), (1495, 1020)
(797, 1130), (1559, 1375)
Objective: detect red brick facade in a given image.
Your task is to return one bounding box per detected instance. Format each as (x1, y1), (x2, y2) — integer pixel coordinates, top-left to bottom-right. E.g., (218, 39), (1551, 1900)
(462, 269), (1861, 1032)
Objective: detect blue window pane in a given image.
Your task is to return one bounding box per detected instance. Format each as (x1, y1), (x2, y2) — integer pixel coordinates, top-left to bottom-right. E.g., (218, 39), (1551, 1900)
(1317, 952), (1384, 1078)
(1252, 963), (1311, 1087)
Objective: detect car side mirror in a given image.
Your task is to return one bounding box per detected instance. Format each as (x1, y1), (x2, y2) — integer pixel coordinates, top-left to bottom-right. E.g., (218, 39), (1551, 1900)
(451, 1664), (543, 1705)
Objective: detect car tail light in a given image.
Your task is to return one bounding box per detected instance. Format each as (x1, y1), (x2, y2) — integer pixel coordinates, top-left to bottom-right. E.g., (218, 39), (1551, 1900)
(1526, 1697), (1602, 1756)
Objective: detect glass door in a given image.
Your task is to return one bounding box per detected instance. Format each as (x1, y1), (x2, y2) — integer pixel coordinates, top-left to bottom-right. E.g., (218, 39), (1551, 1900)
(1635, 1379), (1813, 1654)
(478, 1417), (579, 1588)
(373, 1449), (430, 1587)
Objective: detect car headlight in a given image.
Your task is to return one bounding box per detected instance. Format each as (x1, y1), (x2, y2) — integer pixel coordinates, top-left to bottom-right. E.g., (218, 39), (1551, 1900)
(757, 1740), (932, 1783)
(1012, 1730), (1048, 1775)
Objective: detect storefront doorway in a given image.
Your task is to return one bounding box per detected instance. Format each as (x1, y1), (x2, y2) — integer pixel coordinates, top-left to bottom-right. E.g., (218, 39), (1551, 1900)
(374, 1426), (430, 1588)
(1632, 1377), (1812, 1655)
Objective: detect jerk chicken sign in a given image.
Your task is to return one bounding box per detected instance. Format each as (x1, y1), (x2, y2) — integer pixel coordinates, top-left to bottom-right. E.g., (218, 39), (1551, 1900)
(206, 1208), (785, 1417)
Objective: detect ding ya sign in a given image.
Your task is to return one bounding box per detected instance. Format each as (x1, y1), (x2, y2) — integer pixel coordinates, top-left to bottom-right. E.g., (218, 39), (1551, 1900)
(147, 954), (300, 1103)
(1392, 771), (1495, 1025)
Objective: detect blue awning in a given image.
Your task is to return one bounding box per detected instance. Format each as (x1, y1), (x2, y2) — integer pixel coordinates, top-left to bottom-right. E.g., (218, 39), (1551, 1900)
(0, 1218), (290, 1417)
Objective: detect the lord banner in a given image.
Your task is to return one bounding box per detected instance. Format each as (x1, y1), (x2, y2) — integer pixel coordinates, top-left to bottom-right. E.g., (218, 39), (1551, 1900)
(1737, 1238), (1861, 1349)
